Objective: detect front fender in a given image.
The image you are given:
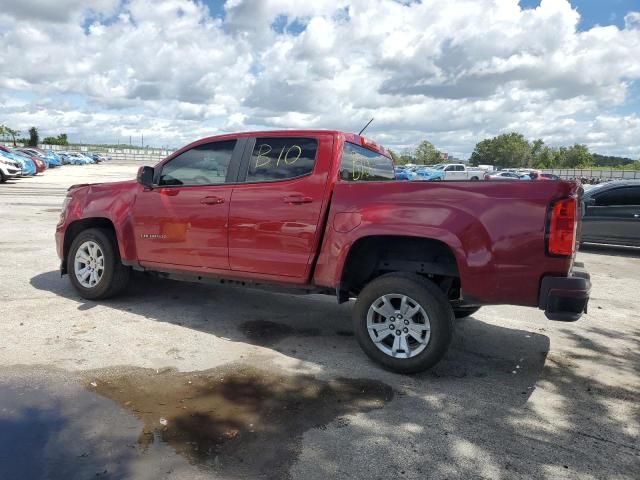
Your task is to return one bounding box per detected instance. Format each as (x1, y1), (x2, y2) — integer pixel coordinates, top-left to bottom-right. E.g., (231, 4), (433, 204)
(57, 181), (139, 262)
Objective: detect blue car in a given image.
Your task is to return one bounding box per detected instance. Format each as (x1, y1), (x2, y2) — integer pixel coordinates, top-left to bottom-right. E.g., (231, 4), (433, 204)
(64, 153), (91, 165)
(15, 148), (51, 168)
(412, 166), (445, 181)
(395, 168), (416, 180)
(43, 150), (62, 167)
(0, 149), (36, 176)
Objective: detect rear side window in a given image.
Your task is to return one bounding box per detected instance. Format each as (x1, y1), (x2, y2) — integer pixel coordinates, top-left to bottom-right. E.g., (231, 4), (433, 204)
(595, 186), (640, 206)
(340, 142), (394, 181)
(159, 140), (236, 186)
(246, 137), (317, 182)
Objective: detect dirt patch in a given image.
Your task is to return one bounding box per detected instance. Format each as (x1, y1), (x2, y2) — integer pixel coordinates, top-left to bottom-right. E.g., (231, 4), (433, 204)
(239, 320), (320, 346)
(86, 364), (393, 479)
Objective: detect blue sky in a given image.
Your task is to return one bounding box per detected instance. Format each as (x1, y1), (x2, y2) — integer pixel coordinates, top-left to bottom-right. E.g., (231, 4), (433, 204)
(1, 0), (639, 158)
(520, 0), (639, 30)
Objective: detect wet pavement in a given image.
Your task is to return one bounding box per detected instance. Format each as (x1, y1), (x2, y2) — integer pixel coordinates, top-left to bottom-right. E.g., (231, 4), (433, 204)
(0, 365), (391, 480)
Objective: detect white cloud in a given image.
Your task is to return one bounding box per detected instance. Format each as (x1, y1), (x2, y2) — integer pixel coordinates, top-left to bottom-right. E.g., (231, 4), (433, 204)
(0, 0), (639, 158)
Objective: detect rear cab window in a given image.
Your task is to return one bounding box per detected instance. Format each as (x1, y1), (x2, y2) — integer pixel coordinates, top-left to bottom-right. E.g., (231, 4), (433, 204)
(245, 137), (318, 183)
(339, 142), (395, 181)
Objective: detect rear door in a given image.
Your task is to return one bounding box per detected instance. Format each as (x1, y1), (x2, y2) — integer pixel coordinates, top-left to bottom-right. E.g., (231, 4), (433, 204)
(582, 186), (640, 246)
(132, 139), (244, 269)
(228, 134), (334, 279)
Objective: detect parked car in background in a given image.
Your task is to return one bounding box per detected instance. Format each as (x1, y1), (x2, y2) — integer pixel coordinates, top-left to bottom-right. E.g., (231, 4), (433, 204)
(414, 163), (484, 181)
(0, 151), (22, 182)
(540, 173), (560, 180)
(485, 171), (530, 181)
(91, 153), (109, 163)
(413, 166), (445, 181)
(62, 152), (91, 165)
(12, 150), (45, 173)
(41, 149), (62, 167)
(15, 148), (54, 168)
(395, 166), (416, 180)
(581, 180), (640, 247)
(0, 147), (35, 176)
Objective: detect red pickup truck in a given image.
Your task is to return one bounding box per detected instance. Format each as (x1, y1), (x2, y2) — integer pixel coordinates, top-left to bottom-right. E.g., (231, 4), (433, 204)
(56, 130), (590, 373)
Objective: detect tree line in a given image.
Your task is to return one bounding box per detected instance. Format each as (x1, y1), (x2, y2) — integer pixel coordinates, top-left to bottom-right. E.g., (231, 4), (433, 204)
(0, 125), (69, 146)
(390, 132), (639, 170)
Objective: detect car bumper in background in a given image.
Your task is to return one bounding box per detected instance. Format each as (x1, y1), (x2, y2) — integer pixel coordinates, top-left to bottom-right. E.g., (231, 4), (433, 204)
(538, 262), (591, 322)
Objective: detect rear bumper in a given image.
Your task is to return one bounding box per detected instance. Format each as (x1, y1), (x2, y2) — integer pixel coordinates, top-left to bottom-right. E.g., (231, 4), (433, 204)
(538, 262), (591, 322)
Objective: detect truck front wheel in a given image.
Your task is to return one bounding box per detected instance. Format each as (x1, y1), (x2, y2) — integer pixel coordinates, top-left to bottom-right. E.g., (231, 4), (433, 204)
(67, 228), (130, 300)
(353, 272), (454, 373)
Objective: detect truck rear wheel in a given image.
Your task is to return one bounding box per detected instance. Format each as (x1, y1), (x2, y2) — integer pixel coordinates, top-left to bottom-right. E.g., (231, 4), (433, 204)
(67, 228), (130, 300)
(353, 272), (454, 373)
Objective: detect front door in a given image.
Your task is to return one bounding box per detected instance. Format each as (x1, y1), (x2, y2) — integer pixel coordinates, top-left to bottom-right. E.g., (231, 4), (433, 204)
(132, 139), (240, 270)
(228, 134), (333, 279)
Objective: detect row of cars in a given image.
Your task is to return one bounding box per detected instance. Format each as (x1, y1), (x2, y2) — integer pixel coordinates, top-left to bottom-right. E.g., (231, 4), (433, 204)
(0, 146), (110, 182)
(395, 164), (560, 181)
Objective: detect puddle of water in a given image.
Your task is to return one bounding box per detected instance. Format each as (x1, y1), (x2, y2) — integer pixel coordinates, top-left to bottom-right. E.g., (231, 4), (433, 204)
(239, 320), (320, 345)
(87, 364), (393, 478)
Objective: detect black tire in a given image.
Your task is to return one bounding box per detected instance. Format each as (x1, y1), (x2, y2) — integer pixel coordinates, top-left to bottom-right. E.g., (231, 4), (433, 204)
(353, 272), (454, 374)
(67, 228), (130, 300)
(470, 176), (479, 181)
(0, 171), (6, 183)
(453, 306), (481, 319)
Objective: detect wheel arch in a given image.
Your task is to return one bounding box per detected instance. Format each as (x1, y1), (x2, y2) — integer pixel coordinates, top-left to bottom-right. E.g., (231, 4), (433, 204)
(62, 218), (117, 274)
(337, 234), (462, 303)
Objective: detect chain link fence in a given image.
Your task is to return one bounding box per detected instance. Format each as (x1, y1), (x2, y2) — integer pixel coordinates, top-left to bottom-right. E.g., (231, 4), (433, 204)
(542, 168), (640, 180)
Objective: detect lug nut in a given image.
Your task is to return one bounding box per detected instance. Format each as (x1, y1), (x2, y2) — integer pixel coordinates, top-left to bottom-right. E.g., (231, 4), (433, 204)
(396, 330), (401, 336)
(397, 314), (403, 319)
(403, 327), (408, 333)
(389, 324), (395, 330)
(404, 320), (409, 325)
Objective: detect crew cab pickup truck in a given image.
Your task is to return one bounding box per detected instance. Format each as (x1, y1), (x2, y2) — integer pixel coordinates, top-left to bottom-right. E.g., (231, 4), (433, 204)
(56, 130), (590, 373)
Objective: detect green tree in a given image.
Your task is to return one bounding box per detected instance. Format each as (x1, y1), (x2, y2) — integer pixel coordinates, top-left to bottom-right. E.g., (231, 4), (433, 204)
(470, 132), (532, 168)
(4, 127), (19, 146)
(414, 140), (440, 165)
(42, 133), (69, 146)
(533, 146), (556, 168)
(28, 127), (39, 147)
(561, 144), (593, 168)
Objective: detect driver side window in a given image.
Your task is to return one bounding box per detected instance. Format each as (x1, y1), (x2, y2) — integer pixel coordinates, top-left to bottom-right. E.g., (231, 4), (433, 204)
(159, 140), (236, 186)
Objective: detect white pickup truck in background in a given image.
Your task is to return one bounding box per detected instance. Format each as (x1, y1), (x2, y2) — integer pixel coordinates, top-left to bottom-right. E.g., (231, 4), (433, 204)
(414, 163), (486, 181)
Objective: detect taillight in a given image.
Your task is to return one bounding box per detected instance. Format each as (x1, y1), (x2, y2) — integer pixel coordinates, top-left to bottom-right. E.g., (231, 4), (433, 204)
(548, 197), (577, 256)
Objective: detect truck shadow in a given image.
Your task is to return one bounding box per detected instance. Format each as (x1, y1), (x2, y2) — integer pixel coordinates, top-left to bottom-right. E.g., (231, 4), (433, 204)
(31, 270), (548, 405)
(27, 271), (640, 479)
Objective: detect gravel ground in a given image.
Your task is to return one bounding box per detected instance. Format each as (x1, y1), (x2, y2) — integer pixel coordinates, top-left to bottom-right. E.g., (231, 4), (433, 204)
(0, 161), (638, 479)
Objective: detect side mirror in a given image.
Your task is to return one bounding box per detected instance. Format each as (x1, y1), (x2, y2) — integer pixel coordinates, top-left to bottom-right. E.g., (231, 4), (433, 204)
(137, 166), (154, 189)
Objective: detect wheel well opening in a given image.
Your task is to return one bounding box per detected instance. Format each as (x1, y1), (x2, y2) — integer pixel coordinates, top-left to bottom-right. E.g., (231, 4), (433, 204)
(62, 218), (116, 274)
(339, 236), (460, 302)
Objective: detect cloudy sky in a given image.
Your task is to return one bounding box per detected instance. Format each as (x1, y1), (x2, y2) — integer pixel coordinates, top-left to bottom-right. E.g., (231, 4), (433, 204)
(1, 0), (639, 158)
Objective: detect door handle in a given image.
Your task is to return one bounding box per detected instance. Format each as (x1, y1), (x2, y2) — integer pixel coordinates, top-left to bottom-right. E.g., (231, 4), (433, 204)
(200, 196), (225, 205)
(283, 195), (312, 204)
